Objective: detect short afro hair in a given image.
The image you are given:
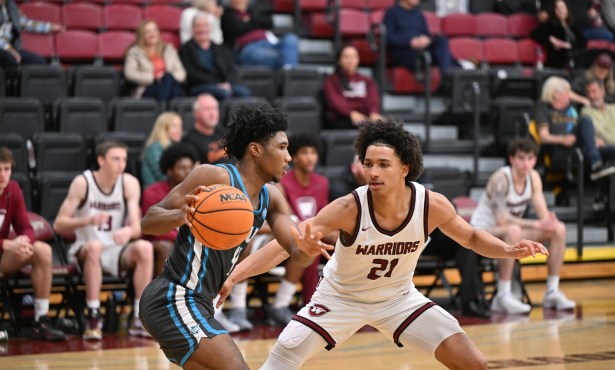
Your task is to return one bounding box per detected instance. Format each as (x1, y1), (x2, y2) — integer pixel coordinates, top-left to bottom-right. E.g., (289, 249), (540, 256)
(288, 133), (320, 158)
(223, 104), (288, 161)
(159, 143), (199, 174)
(353, 119), (423, 182)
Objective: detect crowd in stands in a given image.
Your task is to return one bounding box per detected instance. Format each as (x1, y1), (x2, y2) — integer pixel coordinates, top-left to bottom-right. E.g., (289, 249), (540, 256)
(2, 0), (615, 342)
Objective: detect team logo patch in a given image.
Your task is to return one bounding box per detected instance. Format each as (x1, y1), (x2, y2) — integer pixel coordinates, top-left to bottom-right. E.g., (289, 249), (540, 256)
(190, 325), (200, 335)
(308, 304), (331, 317)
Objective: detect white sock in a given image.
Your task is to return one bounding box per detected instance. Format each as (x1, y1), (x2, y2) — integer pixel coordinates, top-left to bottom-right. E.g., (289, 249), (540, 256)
(546, 275), (560, 294)
(87, 300), (101, 311)
(213, 296), (223, 316)
(273, 279), (297, 308)
(497, 280), (512, 296)
(133, 298), (140, 318)
(34, 299), (49, 321)
(231, 281), (248, 309)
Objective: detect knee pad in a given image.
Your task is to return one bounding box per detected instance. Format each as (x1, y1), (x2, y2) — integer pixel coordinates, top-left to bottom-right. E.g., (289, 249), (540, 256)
(261, 321), (327, 370)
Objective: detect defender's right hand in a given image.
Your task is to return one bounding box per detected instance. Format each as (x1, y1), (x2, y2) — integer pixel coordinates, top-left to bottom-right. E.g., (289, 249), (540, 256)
(182, 186), (209, 227)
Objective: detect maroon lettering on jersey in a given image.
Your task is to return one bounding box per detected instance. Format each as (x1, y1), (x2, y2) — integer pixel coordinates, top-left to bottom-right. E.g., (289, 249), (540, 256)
(356, 241), (421, 255)
(308, 304), (331, 317)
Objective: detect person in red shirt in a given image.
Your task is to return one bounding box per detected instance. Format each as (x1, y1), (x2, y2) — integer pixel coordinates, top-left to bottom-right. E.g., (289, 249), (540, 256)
(0, 147), (65, 341)
(141, 143), (198, 275)
(324, 45), (384, 129)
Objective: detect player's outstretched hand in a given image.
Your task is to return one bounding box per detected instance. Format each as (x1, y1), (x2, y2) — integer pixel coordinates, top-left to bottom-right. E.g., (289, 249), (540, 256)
(216, 279), (234, 309)
(291, 223), (334, 260)
(182, 186), (209, 227)
(509, 239), (549, 259)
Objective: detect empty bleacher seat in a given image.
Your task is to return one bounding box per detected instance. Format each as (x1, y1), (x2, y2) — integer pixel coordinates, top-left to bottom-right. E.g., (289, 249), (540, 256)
(386, 67), (441, 94)
(483, 38), (519, 66)
(55, 30), (100, 64)
(61, 3), (103, 32)
(33, 132), (88, 173)
(21, 34), (55, 61)
(320, 130), (357, 166)
(11, 172), (33, 211)
(55, 97), (108, 139)
(475, 12), (508, 38)
(507, 13), (539, 39)
(449, 37), (484, 64)
(143, 5), (182, 33)
(0, 98), (45, 140)
(110, 98), (160, 134)
(37, 171), (78, 223)
(99, 31), (135, 65)
(274, 96), (322, 135)
(423, 10), (441, 35)
(280, 69), (323, 99)
(236, 67), (278, 102)
(20, 65), (67, 104)
(72, 66), (120, 102)
(442, 13), (476, 37)
(493, 97), (535, 153)
(0, 133), (29, 175)
(103, 4), (142, 32)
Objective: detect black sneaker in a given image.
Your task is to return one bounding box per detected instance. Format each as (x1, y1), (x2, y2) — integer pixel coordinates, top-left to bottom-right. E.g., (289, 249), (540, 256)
(590, 163), (615, 181)
(32, 316), (67, 341)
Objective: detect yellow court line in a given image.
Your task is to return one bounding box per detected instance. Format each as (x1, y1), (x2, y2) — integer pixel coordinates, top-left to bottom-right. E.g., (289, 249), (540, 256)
(520, 246), (615, 264)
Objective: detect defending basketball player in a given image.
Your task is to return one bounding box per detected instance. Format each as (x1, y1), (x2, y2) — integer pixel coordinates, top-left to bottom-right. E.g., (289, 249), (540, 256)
(138, 104), (332, 370)
(218, 119), (548, 370)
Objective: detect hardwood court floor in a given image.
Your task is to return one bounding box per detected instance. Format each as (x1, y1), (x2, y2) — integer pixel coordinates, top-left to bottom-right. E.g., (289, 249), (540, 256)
(1, 279), (614, 370)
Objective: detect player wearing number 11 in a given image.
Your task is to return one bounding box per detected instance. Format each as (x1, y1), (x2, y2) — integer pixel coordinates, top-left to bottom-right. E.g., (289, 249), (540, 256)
(218, 120), (549, 370)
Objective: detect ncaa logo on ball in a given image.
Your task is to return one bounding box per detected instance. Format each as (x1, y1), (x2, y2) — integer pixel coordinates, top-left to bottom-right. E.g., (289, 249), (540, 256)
(219, 192), (248, 203)
(308, 304), (330, 317)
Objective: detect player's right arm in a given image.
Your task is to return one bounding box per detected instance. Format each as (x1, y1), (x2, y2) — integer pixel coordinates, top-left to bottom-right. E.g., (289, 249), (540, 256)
(54, 175), (100, 233)
(141, 164), (230, 235)
(218, 194), (355, 306)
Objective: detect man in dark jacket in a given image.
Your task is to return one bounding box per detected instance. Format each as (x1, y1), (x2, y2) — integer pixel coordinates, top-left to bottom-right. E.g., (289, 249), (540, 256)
(179, 14), (251, 100)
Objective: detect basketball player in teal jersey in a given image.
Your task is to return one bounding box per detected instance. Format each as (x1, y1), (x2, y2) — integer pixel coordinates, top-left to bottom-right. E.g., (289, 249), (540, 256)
(219, 119), (549, 370)
(139, 104), (331, 370)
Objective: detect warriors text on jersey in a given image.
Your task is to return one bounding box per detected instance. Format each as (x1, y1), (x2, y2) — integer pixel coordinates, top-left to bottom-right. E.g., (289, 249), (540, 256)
(320, 182), (429, 303)
(159, 164), (270, 302)
(470, 166), (532, 229)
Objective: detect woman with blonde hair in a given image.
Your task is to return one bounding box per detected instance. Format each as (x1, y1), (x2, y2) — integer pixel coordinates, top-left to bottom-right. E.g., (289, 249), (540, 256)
(124, 20), (186, 103)
(141, 112), (184, 187)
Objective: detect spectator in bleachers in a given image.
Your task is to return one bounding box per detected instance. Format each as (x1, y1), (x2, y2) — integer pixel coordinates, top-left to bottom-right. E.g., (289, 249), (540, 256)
(179, 0), (223, 45)
(141, 143), (198, 275)
(583, 78), (615, 146)
(494, 0), (539, 15)
(181, 94), (230, 164)
(384, 0), (459, 73)
(141, 112), (184, 188)
(221, 0), (298, 70)
(540, 0), (614, 42)
(471, 138), (574, 314)
(323, 45), (383, 130)
(124, 20), (186, 103)
(531, 0), (587, 69)
(572, 53), (615, 103)
(0, 0), (63, 69)
(179, 14), (251, 101)
(0, 147), (66, 341)
(54, 141), (154, 341)
(602, 0), (615, 33)
(329, 155), (366, 201)
(536, 76), (615, 180)
(435, 0), (468, 16)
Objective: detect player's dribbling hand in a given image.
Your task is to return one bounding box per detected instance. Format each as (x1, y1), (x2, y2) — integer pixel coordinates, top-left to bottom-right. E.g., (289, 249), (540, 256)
(510, 239), (549, 259)
(182, 186), (209, 227)
(291, 223), (334, 260)
(216, 280), (234, 309)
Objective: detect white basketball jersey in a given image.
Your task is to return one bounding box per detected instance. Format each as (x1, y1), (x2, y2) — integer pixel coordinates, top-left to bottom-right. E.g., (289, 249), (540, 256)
(471, 166), (532, 229)
(320, 183), (429, 303)
(74, 170), (126, 246)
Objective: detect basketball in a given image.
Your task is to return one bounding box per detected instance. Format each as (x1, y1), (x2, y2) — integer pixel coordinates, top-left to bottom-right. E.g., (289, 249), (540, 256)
(189, 184), (254, 250)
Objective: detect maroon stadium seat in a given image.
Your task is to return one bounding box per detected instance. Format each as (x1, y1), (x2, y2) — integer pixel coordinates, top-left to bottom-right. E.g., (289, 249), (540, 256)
(61, 3), (103, 32)
(442, 13), (476, 38)
(483, 38), (519, 66)
(55, 30), (99, 63)
(387, 67), (441, 94)
(507, 13), (539, 39)
(423, 10), (441, 36)
(19, 2), (61, 24)
(475, 12), (508, 38)
(99, 31), (135, 64)
(143, 5), (182, 32)
(21, 33), (55, 59)
(104, 4), (143, 31)
(517, 38), (541, 66)
(449, 37), (483, 64)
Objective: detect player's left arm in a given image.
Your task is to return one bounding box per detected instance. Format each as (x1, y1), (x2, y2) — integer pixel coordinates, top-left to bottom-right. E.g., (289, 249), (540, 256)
(122, 174), (143, 240)
(429, 191), (548, 259)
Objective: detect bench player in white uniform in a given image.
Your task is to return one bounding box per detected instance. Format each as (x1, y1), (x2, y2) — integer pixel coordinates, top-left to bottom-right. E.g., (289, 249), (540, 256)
(54, 140), (154, 340)
(219, 120), (548, 370)
(471, 138), (575, 314)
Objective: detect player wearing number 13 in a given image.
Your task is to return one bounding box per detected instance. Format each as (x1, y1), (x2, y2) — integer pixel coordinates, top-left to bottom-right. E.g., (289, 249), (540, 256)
(219, 119), (549, 370)
(54, 141), (154, 341)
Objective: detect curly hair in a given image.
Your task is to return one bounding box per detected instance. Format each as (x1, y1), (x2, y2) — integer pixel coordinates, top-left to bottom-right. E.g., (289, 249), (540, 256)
(223, 104), (288, 161)
(288, 132), (320, 158)
(159, 143), (199, 174)
(353, 119), (423, 182)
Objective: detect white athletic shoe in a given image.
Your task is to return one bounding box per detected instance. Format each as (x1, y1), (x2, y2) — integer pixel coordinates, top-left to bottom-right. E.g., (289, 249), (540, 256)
(491, 293), (532, 314)
(214, 310), (240, 333)
(543, 291), (576, 311)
